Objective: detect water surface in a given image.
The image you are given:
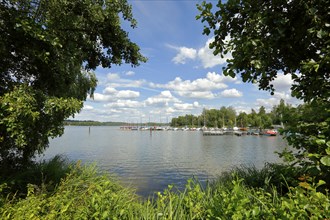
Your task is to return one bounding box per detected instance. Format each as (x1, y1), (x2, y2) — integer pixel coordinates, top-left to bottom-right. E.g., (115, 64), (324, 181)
(43, 126), (288, 197)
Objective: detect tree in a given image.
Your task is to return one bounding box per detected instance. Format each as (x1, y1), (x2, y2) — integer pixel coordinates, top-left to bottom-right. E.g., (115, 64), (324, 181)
(257, 106), (272, 129)
(197, 0), (329, 101)
(248, 109), (260, 128)
(197, 0), (330, 185)
(258, 106), (266, 116)
(0, 0), (146, 169)
(236, 112), (248, 127)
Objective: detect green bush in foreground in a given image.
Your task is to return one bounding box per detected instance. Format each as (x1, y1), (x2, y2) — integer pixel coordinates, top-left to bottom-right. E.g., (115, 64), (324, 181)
(0, 155), (72, 199)
(216, 163), (304, 195)
(0, 161), (329, 220)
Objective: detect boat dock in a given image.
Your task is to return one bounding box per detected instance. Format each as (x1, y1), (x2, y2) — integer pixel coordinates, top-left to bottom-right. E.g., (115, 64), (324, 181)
(203, 130), (224, 136)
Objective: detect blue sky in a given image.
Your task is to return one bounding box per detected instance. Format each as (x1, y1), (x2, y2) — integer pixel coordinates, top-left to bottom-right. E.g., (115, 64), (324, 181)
(73, 0), (300, 123)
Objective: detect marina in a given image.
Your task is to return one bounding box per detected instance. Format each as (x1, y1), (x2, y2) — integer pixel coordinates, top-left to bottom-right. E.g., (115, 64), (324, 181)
(119, 125), (278, 136)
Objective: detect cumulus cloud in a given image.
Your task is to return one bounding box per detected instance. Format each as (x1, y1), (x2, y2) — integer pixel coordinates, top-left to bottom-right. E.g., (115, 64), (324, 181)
(174, 103), (194, 110)
(256, 91), (301, 110)
(83, 105), (94, 110)
(272, 73), (293, 92)
(171, 38), (233, 68)
(198, 38), (232, 68)
(107, 79), (147, 89)
(172, 46), (197, 64)
(151, 73), (228, 91)
(150, 72), (239, 99)
(145, 90), (180, 107)
(220, 89), (243, 98)
(92, 93), (113, 102)
(254, 73), (301, 110)
(173, 101), (199, 111)
(206, 72), (237, 83)
(103, 87), (117, 94)
(104, 100), (142, 108)
(177, 91), (215, 99)
(125, 71), (135, 76)
(116, 90), (140, 98)
(165, 107), (176, 114)
(92, 88), (140, 102)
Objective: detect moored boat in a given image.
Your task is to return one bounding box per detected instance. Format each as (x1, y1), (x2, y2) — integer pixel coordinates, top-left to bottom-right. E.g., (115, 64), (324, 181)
(263, 129), (277, 136)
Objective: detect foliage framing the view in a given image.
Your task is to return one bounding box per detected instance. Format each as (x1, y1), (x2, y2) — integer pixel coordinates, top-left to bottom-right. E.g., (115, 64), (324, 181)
(197, 0), (330, 184)
(1, 163), (329, 219)
(0, 0), (146, 168)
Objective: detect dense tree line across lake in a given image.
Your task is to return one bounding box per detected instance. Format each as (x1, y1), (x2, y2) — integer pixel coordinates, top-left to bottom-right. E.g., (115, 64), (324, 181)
(171, 99), (296, 129)
(64, 120), (166, 127)
(64, 120), (123, 126)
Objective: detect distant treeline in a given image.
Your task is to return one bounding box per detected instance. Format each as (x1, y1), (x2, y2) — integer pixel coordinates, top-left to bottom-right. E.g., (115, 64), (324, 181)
(64, 120), (123, 126)
(64, 120), (168, 127)
(171, 99), (295, 129)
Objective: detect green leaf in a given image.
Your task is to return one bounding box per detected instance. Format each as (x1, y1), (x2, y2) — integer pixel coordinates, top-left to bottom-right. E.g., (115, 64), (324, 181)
(326, 141), (330, 148)
(316, 180), (326, 188)
(315, 139), (325, 145)
(326, 146), (330, 155)
(316, 29), (326, 38)
(320, 156), (330, 166)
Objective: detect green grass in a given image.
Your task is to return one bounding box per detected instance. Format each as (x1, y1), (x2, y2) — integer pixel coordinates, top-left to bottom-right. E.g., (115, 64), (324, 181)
(0, 156), (329, 219)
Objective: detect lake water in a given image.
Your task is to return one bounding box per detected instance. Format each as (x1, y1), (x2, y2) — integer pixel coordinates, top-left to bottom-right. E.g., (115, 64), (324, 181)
(43, 126), (288, 197)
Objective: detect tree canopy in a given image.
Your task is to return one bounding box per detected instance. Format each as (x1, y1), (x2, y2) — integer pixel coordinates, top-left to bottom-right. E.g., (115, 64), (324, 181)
(197, 0), (329, 101)
(0, 0), (146, 168)
(197, 0), (330, 185)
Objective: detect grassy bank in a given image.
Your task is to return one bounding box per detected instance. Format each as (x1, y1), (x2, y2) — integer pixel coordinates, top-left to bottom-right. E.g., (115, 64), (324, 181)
(0, 157), (329, 219)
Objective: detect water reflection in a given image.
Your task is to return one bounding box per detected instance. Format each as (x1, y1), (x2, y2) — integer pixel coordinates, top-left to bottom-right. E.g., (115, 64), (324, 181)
(44, 126), (288, 197)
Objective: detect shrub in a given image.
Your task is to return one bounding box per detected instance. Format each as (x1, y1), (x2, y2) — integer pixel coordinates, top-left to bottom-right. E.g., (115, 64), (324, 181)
(0, 155), (72, 198)
(0, 163), (329, 219)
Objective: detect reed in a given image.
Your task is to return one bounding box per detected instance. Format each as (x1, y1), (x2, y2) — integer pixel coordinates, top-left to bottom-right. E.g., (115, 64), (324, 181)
(213, 163), (303, 194)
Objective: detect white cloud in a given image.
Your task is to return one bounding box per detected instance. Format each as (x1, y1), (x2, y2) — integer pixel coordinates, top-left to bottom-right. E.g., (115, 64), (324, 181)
(145, 90), (180, 107)
(151, 73), (227, 91)
(93, 88), (140, 102)
(177, 91), (215, 99)
(206, 72), (237, 83)
(256, 91), (302, 110)
(173, 103), (193, 110)
(254, 73), (301, 110)
(198, 38), (232, 68)
(165, 107), (176, 114)
(107, 79), (147, 89)
(103, 87), (117, 94)
(171, 38), (233, 68)
(272, 73), (293, 92)
(92, 93), (113, 102)
(150, 72), (240, 99)
(83, 105), (94, 110)
(159, 90), (173, 98)
(125, 71), (135, 76)
(220, 89), (243, 98)
(104, 100), (142, 108)
(117, 90), (140, 98)
(172, 47), (197, 64)
(173, 101), (199, 110)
